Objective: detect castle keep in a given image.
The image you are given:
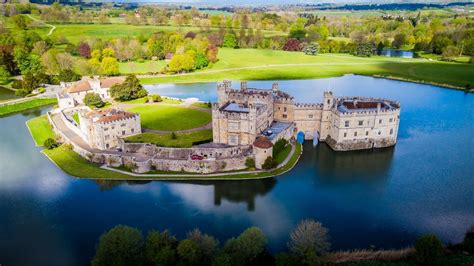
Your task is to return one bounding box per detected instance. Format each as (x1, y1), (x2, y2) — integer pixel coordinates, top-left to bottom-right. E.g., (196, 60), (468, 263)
(212, 81), (400, 151)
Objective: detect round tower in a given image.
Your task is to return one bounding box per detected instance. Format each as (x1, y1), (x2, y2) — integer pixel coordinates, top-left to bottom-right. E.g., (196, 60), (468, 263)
(252, 137), (273, 169)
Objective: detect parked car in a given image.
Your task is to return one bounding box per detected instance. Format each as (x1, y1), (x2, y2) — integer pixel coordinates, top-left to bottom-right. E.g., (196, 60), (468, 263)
(191, 155), (204, 160)
(263, 130), (273, 136)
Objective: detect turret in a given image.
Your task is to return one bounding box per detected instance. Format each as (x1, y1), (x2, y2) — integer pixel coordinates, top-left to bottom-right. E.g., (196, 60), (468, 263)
(323, 91), (334, 110)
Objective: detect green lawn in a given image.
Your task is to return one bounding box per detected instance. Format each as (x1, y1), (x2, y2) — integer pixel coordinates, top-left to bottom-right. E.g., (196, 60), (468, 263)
(140, 48), (474, 89)
(191, 102), (212, 109)
(121, 96), (182, 104)
(119, 60), (166, 74)
(0, 98), (57, 116)
(274, 144), (292, 164)
(126, 105), (211, 131)
(26, 115), (55, 146)
(71, 113), (80, 124)
(43, 145), (132, 179)
(125, 130), (213, 148)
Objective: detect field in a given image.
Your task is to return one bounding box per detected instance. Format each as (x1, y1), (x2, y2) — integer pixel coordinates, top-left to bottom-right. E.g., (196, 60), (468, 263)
(119, 60), (166, 74)
(125, 130), (213, 148)
(0, 98), (57, 116)
(140, 48), (474, 89)
(126, 105), (211, 131)
(26, 115), (55, 146)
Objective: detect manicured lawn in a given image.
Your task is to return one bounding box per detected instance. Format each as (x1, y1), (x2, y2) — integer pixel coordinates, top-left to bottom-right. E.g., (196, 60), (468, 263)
(119, 60), (166, 74)
(192, 102), (212, 109)
(26, 115), (55, 146)
(162, 97), (183, 104)
(125, 130), (213, 148)
(140, 48), (474, 89)
(71, 113), (80, 124)
(43, 145), (132, 179)
(0, 98), (57, 116)
(126, 105), (211, 131)
(121, 96), (182, 104)
(274, 144), (292, 164)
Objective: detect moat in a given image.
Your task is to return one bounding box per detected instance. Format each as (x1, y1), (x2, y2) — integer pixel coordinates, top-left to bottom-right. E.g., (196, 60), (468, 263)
(1, 75), (473, 265)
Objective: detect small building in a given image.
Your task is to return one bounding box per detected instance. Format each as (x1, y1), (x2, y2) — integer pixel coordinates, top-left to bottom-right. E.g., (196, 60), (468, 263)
(56, 92), (75, 109)
(252, 136), (273, 169)
(79, 108), (141, 150)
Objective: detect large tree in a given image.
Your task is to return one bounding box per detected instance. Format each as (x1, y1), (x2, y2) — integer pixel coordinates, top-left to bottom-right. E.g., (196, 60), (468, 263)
(84, 92), (105, 108)
(110, 74), (147, 101)
(288, 219), (330, 265)
(91, 225), (144, 266)
(223, 227), (267, 265)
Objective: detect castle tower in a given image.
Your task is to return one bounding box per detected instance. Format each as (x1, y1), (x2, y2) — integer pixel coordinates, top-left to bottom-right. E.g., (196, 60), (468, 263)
(272, 83), (279, 93)
(241, 81), (248, 91)
(320, 91), (334, 140)
(217, 81), (231, 107)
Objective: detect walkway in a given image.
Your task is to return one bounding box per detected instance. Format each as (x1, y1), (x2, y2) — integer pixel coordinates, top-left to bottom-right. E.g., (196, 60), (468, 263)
(26, 14), (56, 36)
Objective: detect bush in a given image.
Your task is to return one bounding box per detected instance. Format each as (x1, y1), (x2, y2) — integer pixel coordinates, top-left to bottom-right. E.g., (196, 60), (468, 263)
(43, 138), (59, 149)
(84, 92), (105, 108)
(463, 226), (474, 252)
(303, 43), (320, 56)
(273, 138), (289, 157)
(245, 157), (255, 169)
(148, 94), (162, 103)
(110, 74), (148, 102)
(289, 219), (330, 265)
(283, 38), (303, 52)
(171, 132), (177, 139)
(415, 234), (444, 265)
(58, 69), (81, 82)
(262, 156), (278, 170)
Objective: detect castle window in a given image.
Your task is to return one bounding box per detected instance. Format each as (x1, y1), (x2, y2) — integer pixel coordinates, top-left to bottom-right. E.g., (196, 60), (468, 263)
(345, 121), (349, 127)
(228, 135), (238, 145)
(121, 123), (126, 127)
(131, 128), (134, 133)
(105, 135), (110, 140)
(284, 107), (287, 112)
(122, 131), (125, 135)
(344, 133), (347, 138)
(354, 132), (357, 137)
(358, 120), (363, 126)
(366, 131), (369, 136)
(379, 119), (382, 124)
(378, 131), (381, 135)
(104, 128), (109, 131)
(327, 99), (330, 104)
(308, 114), (313, 119)
(390, 128), (393, 135)
(106, 143), (109, 149)
(283, 114), (287, 118)
(389, 118), (393, 123)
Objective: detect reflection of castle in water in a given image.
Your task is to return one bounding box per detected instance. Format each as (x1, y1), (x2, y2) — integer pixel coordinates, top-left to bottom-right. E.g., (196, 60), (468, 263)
(310, 142), (395, 183)
(213, 179), (276, 211)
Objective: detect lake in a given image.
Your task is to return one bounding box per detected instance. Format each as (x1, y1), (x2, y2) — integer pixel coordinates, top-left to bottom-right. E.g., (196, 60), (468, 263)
(379, 49), (414, 58)
(1, 75), (473, 265)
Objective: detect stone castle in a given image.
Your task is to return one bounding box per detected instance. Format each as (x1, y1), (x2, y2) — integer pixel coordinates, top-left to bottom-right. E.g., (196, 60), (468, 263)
(212, 81), (400, 151)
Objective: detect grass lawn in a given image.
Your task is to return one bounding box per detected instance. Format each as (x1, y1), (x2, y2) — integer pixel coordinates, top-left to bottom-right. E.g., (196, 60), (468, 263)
(71, 113), (80, 124)
(121, 96), (182, 104)
(0, 98), (57, 116)
(274, 144), (292, 164)
(26, 115), (55, 146)
(43, 145), (132, 179)
(140, 48), (474, 89)
(119, 60), (166, 74)
(125, 129), (213, 148)
(192, 102), (212, 109)
(126, 105), (211, 131)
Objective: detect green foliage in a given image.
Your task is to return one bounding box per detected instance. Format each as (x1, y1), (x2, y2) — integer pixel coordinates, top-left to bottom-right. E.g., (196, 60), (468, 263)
(91, 225), (144, 266)
(289, 18), (307, 40)
(14, 73), (43, 96)
(354, 43), (376, 57)
(289, 219), (330, 265)
(168, 52), (195, 73)
(195, 52), (209, 69)
(245, 157), (255, 169)
(223, 33), (237, 48)
(145, 230), (178, 266)
(0, 98), (57, 116)
(0, 65), (11, 84)
(262, 156), (278, 169)
(392, 33), (408, 49)
(463, 226), (474, 253)
(110, 74), (147, 101)
(100, 57), (119, 76)
(273, 138), (289, 157)
(177, 239), (201, 265)
(43, 138), (59, 150)
(303, 43), (320, 56)
(148, 94), (162, 102)
(84, 93), (105, 108)
(171, 131), (177, 139)
(14, 48), (43, 75)
(58, 69), (81, 82)
(12, 15), (28, 30)
(223, 227), (267, 265)
(415, 234), (444, 265)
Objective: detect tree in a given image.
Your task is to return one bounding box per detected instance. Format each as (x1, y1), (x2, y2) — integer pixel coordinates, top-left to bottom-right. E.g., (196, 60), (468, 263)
(195, 52), (209, 69)
(177, 239), (201, 265)
(224, 227), (267, 265)
(77, 42), (91, 58)
(273, 138), (289, 156)
(186, 229), (219, 263)
(91, 225), (144, 266)
(58, 69), (80, 82)
(415, 234), (444, 265)
(12, 14), (27, 30)
(245, 157), (255, 169)
(168, 53), (195, 73)
(100, 57), (119, 76)
(144, 230), (178, 266)
(14, 48), (43, 75)
(431, 34), (453, 54)
(283, 38), (303, 52)
(288, 219), (330, 265)
(110, 74), (147, 101)
(463, 225), (474, 253)
(43, 138), (59, 149)
(441, 46), (460, 61)
(289, 19), (307, 40)
(303, 43), (319, 56)
(84, 93), (105, 108)
(262, 156), (278, 169)
(354, 43), (375, 57)
(0, 65), (10, 84)
(206, 44), (219, 63)
(222, 33), (237, 48)
(392, 33), (408, 49)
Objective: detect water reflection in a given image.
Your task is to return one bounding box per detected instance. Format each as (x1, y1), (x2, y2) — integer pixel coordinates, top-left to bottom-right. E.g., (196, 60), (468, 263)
(310, 143), (394, 183)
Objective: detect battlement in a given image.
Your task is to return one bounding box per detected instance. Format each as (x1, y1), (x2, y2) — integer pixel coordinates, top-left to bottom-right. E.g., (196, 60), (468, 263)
(295, 103), (323, 109)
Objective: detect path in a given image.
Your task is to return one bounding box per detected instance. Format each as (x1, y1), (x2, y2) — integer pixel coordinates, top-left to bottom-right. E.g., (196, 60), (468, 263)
(26, 14), (56, 36)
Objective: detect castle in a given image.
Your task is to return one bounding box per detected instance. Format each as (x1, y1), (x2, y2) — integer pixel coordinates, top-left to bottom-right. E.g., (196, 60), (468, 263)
(212, 81), (400, 151)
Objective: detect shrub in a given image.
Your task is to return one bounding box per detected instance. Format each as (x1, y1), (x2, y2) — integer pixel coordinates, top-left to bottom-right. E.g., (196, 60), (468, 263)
(283, 38), (303, 52)
(43, 138), (59, 149)
(171, 132), (177, 139)
(58, 69), (81, 82)
(262, 156), (278, 169)
(148, 94), (162, 103)
(207, 101), (212, 108)
(463, 226), (474, 252)
(354, 43), (376, 57)
(84, 92), (105, 108)
(110, 74), (148, 101)
(245, 157), (255, 169)
(273, 138), (289, 157)
(415, 234), (444, 265)
(303, 43), (320, 56)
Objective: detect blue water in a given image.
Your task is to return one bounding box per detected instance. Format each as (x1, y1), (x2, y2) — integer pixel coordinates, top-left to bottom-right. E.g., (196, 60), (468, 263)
(1, 75), (473, 265)
(379, 49), (414, 58)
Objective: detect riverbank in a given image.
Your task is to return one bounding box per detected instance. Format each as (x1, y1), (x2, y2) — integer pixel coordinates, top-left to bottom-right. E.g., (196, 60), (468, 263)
(0, 98), (57, 116)
(138, 49), (473, 90)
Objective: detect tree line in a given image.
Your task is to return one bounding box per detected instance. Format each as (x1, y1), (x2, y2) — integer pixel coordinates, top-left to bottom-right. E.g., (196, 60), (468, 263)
(91, 220), (474, 266)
